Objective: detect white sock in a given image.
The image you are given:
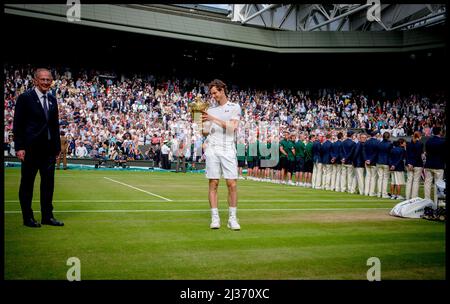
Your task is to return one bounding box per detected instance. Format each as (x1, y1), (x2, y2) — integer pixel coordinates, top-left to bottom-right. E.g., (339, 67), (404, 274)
(229, 207), (237, 218)
(211, 208), (219, 217)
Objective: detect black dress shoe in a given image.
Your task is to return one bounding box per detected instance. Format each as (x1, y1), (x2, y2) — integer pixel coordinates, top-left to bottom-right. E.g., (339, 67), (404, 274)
(41, 218), (64, 226)
(24, 218), (41, 228)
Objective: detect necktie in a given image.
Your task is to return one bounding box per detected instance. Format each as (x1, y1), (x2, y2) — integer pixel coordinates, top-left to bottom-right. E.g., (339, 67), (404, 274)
(42, 94), (49, 120)
(42, 94), (51, 140)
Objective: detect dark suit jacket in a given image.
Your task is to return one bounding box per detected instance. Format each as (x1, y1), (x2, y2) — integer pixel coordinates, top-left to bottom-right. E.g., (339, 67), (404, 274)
(424, 135), (446, 169)
(389, 146), (406, 171)
(363, 138), (379, 165)
(13, 89), (61, 155)
(320, 140), (332, 164)
(330, 140), (343, 163)
(312, 140), (321, 163)
(341, 138), (356, 164)
(376, 140), (393, 165)
(406, 140), (424, 167)
(352, 142), (365, 168)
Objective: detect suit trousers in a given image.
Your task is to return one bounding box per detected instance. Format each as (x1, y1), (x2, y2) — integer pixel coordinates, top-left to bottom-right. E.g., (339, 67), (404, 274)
(355, 167), (365, 195)
(376, 164), (390, 196)
(424, 168), (444, 205)
(331, 164), (342, 191)
(322, 164), (332, 190)
(364, 165), (378, 196)
(341, 164), (355, 193)
(405, 167), (422, 199)
(19, 146), (56, 221)
(313, 163), (322, 188)
(161, 154), (170, 169)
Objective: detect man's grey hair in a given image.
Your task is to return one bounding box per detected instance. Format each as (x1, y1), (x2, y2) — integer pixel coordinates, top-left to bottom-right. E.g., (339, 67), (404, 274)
(34, 68), (52, 79)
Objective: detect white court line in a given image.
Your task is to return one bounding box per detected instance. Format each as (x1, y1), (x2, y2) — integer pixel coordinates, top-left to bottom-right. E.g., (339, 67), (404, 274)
(4, 199), (392, 203)
(4, 200), (166, 203)
(4, 207), (390, 214)
(103, 177), (173, 202)
(167, 199), (391, 202)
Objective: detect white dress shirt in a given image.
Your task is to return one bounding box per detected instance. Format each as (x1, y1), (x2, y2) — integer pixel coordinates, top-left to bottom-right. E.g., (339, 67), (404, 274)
(34, 88), (50, 112)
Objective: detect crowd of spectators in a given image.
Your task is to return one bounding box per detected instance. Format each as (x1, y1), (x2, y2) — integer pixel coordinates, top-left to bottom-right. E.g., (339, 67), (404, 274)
(4, 64), (446, 168)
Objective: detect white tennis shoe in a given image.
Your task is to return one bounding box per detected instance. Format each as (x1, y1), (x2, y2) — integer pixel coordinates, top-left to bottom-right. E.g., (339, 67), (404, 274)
(210, 216), (221, 229)
(227, 216), (241, 230)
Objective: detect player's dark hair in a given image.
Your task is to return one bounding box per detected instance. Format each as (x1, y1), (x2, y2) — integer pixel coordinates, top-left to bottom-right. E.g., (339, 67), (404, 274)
(383, 131), (390, 140)
(208, 79), (227, 96)
(337, 132), (343, 140)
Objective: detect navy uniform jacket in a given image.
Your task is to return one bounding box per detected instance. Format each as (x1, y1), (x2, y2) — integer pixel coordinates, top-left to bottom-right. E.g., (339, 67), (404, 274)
(424, 136), (446, 169)
(363, 137), (379, 166)
(406, 140), (424, 167)
(312, 140), (321, 163)
(341, 138), (356, 165)
(376, 140), (393, 165)
(330, 140), (342, 164)
(352, 142), (366, 168)
(389, 146), (406, 172)
(321, 140), (333, 164)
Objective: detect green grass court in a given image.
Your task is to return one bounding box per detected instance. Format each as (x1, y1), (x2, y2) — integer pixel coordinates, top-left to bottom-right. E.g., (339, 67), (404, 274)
(4, 168), (445, 280)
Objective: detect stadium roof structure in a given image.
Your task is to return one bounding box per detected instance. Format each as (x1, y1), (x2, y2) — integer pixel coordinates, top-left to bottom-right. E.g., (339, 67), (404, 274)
(228, 4), (446, 32)
(4, 3), (446, 53)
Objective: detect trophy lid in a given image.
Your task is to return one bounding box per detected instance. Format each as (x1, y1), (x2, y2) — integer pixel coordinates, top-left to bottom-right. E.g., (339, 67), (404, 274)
(189, 94), (209, 112)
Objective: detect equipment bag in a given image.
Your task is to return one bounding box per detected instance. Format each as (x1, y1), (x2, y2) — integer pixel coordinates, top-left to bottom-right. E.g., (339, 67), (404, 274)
(389, 197), (434, 219)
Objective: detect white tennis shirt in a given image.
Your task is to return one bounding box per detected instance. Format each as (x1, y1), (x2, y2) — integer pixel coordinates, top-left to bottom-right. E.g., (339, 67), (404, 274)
(205, 101), (241, 147)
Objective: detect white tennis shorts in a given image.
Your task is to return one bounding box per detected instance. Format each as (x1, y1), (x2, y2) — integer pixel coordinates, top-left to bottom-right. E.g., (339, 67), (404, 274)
(391, 171), (405, 185)
(205, 145), (238, 179)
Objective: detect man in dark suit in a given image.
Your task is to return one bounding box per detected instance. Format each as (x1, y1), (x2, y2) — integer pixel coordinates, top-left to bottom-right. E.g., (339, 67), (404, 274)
(424, 126), (446, 204)
(311, 133), (322, 189)
(321, 133), (333, 190)
(13, 68), (64, 228)
(330, 132), (343, 192)
(352, 133), (367, 195)
(340, 131), (356, 193)
(363, 131), (379, 196)
(376, 132), (393, 198)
